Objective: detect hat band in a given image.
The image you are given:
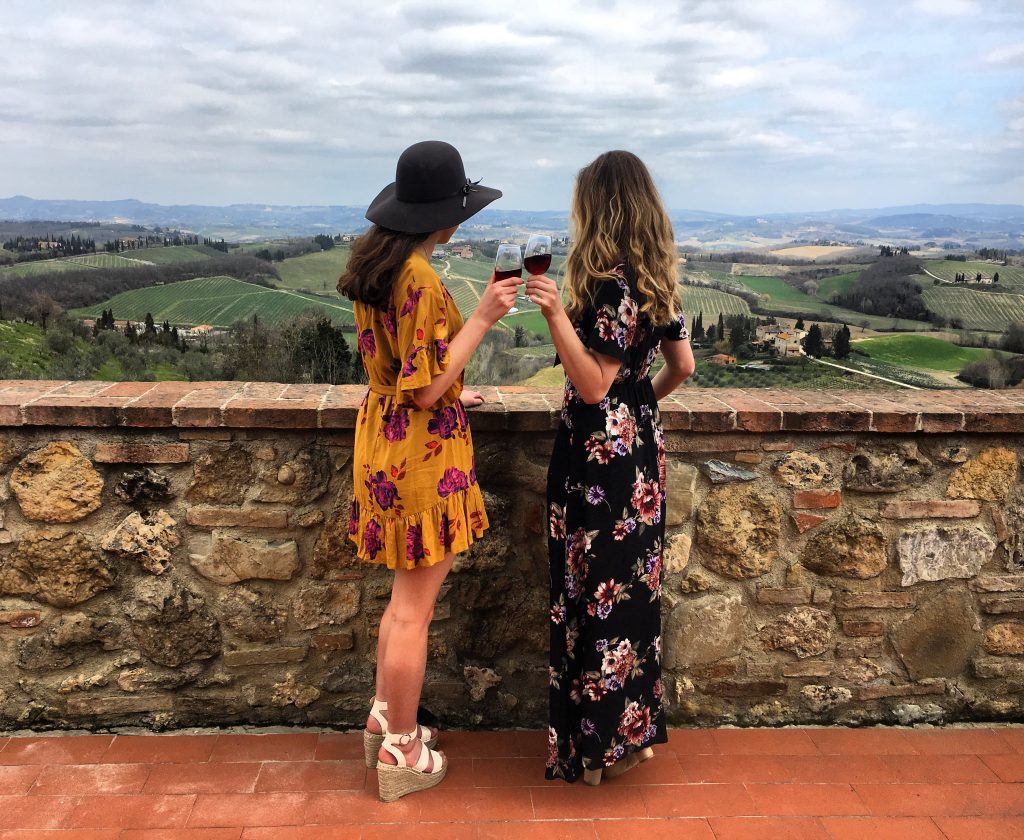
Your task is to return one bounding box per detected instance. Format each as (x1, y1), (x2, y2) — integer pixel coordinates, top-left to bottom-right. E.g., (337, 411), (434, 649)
(399, 177), (481, 207)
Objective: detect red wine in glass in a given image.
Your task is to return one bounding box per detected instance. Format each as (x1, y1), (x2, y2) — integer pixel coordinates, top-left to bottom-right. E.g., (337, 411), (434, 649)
(494, 243), (523, 313)
(524, 254), (551, 275)
(494, 267), (523, 282)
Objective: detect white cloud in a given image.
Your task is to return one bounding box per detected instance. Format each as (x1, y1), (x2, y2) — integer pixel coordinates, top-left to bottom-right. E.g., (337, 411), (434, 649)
(0, 0), (1020, 212)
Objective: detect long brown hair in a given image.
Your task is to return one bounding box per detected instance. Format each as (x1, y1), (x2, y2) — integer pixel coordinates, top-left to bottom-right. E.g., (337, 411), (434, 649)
(338, 225), (425, 309)
(564, 151), (680, 326)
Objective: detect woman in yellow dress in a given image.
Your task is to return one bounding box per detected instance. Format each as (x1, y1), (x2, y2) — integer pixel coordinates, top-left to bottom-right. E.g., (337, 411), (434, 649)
(338, 140), (520, 801)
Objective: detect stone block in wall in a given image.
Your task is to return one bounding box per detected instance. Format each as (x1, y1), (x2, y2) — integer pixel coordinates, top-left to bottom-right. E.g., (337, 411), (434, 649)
(0, 609), (41, 628)
(253, 445), (332, 505)
(664, 532), (691, 574)
(984, 623), (1024, 655)
(1, 528), (114, 607)
(772, 451), (833, 489)
(897, 526), (995, 587)
(100, 510), (180, 575)
(972, 575), (1024, 592)
(800, 515), (887, 579)
(190, 531), (299, 585)
(664, 461), (698, 527)
(703, 679), (787, 697)
(838, 639), (886, 658)
(185, 506), (289, 529)
(664, 592), (747, 668)
(973, 658), (1024, 679)
(980, 594), (1024, 614)
(734, 452), (762, 464)
(292, 583), (360, 629)
(114, 469), (173, 506)
(757, 607), (832, 658)
(65, 694), (174, 716)
(94, 443), (189, 464)
(186, 447), (254, 505)
(1007, 500), (1024, 572)
(842, 444), (934, 493)
(835, 592), (914, 610)
(880, 500), (981, 519)
(698, 459), (757, 484)
(857, 679), (945, 701)
(946, 447), (1018, 502)
(890, 590), (981, 680)
(696, 485), (781, 579)
(801, 684), (851, 713)
(218, 587), (288, 643)
(125, 577), (222, 668)
(311, 631), (355, 651)
(9, 442), (103, 523)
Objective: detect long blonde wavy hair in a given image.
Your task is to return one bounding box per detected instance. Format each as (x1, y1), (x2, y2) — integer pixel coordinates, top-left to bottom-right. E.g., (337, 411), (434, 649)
(564, 150), (680, 326)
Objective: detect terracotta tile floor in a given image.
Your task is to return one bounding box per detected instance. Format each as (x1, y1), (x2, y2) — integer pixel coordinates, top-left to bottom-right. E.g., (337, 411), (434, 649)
(0, 725), (1022, 838)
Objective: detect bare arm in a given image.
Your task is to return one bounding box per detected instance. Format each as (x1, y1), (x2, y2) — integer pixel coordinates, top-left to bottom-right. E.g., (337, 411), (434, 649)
(652, 336), (695, 400)
(526, 274), (621, 404)
(410, 275), (521, 410)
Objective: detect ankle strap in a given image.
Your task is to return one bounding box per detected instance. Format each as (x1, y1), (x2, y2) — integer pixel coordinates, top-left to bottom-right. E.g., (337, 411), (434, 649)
(369, 697), (388, 729)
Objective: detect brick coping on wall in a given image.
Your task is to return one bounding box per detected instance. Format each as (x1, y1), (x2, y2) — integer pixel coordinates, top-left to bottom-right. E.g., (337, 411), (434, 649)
(0, 380), (1022, 433)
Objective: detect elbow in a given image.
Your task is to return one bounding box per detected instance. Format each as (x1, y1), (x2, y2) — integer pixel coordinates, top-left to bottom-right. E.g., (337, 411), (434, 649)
(411, 389), (435, 411)
(578, 386), (610, 405)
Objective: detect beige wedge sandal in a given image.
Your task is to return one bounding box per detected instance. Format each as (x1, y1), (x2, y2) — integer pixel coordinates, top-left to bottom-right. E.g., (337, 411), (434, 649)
(377, 730), (447, 802)
(583, 746), (655, 786)
(363, 698), (438, 769)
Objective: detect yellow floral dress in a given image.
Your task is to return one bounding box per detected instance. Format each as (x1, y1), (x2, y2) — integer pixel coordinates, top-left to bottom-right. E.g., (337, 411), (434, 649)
(347, 251), (489, 569)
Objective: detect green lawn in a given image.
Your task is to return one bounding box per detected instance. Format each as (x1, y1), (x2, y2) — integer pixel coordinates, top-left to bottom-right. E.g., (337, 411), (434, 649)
(72, 276), (355, 327)
(276, 248), (351, 291)
(128, 245), (221, 264)
(0, 258), (86, 277)
(852, 334), (996, 373)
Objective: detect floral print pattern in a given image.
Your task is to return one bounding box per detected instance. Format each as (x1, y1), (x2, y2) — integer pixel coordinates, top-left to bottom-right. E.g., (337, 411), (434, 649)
(347, 252), (489, 570)
(546, 265), (689, 782)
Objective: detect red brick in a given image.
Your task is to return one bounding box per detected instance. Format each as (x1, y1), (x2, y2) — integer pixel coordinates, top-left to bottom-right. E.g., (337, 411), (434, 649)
(980, 594), (1024, 614)
(310, 631), (354, 651)
(843, 620), (884, 637)
(746, 783), (869, 816)
(22, 397), (126, 427)
(853, 782), (1024, 817)
(178, 429), (233, 440)
(857, 680), (946, 700)
(823, 817), (946, 840)
(706, 817), (829, 838)
(705, 680), (787, 697)
(783, 661), (833, 677)
(869, 413), (920, 433)
(185, 506), (288, 528)
(94, 442), (189, 464)
(222, 647), (308, 667)
(793, 489), (842, 510)
(734, 451), (763, 464)
(835, 592), (914, 610)
(935, 817), (1024, 840)
(880, 500), (981, 519)
(792, 512), (827, 532)
(756, 587), (812, 605)
(763, 440), (796, 451)
(0, 610), (41, 627)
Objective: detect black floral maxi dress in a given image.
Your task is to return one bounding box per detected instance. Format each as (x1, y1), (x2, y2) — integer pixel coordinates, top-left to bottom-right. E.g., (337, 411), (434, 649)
(546, 266), (689, 782)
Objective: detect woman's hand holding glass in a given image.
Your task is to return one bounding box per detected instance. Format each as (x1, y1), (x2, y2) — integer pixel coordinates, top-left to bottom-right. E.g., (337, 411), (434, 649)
(525, 272), (562, 319)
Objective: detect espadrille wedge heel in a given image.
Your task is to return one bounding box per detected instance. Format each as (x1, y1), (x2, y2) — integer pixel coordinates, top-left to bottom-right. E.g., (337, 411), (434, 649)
(363, 698), (438, 769)
(377, 730), (446, 802)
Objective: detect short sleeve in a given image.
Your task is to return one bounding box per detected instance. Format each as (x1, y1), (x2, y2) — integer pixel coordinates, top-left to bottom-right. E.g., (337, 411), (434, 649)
(583, 276), (637, 363)
(663, 310), (690, 341)
(395, 278), (450, 395)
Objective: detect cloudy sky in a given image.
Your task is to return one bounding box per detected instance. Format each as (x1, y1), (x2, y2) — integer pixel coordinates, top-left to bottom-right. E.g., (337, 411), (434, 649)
(2, 0), (1022, 213)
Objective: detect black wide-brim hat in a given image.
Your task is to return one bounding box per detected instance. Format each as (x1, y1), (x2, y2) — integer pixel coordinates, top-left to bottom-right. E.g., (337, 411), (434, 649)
(365, 140), (502, 235)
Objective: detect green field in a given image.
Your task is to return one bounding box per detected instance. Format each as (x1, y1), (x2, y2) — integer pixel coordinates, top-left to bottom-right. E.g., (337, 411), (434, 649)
(681, 286), (752, 323)
(816, 270), (861, 301)
(276, 248), (351, 291)
(129, 245), (220, 264)
(0, 321), (54, 375)
(925, 260), (1024, 290)
(72, 276), (355, 327)
(852, 334), (995, 373)
(0, 258), (87, 277)
(64, 253), (152, 269)
(921, 286), (1024, 332)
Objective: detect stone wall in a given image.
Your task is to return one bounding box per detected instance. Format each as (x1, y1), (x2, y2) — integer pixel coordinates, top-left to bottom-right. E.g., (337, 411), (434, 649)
(1, 380), (1023, 732)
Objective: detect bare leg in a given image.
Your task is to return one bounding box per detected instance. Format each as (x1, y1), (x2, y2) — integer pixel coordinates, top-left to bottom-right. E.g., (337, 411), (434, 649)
(366, 602), (393, 736)
(378, 552), (454, 769)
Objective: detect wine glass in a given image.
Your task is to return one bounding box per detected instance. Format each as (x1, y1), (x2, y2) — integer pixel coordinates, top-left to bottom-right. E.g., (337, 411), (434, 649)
(524, 235), (552, 277)
(493, 243), (523, 314)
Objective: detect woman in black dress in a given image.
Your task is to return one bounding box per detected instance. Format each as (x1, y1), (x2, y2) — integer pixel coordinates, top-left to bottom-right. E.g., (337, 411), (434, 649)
(526, 151), (695, 784)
